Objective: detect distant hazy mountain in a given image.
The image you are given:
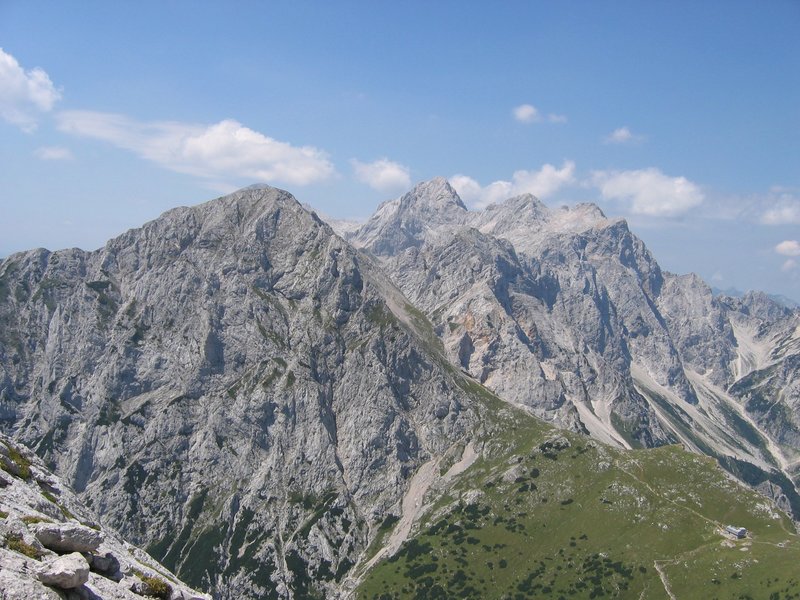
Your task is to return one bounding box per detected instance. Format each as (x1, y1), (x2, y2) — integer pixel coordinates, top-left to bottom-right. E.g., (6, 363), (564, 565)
(713, 285), (800, 309)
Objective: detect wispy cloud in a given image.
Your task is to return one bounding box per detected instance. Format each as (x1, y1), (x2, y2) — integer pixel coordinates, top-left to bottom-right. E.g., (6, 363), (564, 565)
(0, 48), (61, 131)
(513, 104), (567, 125)
(57, 111), (335, 186)
(760, 193), (800, 225)
(775, 240), (800, 257)
(34, 146), (73, 160)
(591, 168), (703, 217)
(512, 104), (540, 123)
(604, 126), (644, 145)
(781, 259), (798, 272)
(350, 158), (411, 192)
(450, 160), (576, 208)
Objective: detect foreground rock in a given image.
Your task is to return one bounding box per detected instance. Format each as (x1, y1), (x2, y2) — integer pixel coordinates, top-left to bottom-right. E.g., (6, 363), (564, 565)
(33, 522), (103, 553)
(0, 435), (209, 599)
(37, 551), (90, 588)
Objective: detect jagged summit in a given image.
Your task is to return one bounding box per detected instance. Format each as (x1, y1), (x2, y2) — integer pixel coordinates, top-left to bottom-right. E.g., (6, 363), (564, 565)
(399, 177), (468, 213)
(348, 177), (617, 257)
(348, 178), (468, 255)
(343, 178), (800, 522)
(2, 179), (799, 599)
(0, 180), (486, 598)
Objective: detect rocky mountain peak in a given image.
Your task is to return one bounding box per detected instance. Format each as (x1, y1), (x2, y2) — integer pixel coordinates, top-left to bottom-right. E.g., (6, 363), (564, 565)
(398, 177), (467, 218)
(348, 178), (468, 255)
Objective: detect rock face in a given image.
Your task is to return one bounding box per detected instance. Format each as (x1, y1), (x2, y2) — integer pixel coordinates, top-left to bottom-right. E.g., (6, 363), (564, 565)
(343, 178), (800, 520)
(0, 434), (208, 599)
(0, 181), (798, 598)
(0, 186), (483, 598)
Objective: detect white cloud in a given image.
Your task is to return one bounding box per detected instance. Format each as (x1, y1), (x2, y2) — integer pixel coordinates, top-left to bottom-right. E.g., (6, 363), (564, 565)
(448, 175), (484, 205)
(0, 48), (61, 131)
(761, 197), (800, 225)
(604, 126), (643, 144)
(513, 104), (540, 124)
(548, 113), (568, 123)
(350, 158), (411, 192)
(591, 168), (704, 217)
(775, 240), (800, 257)
(781, 259), (797, 272)
(450, 160), (576, 209)
(57, 111), (334, 186)
(34, 146), (73, 160)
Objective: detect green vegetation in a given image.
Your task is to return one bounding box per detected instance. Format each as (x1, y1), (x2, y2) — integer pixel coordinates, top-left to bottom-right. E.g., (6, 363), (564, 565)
(135, 571), (172, 599)
(21, 515), (52, 525)
(2, 441), (32, 479)
(150, 488), (208, 572)
(40, 490), (58, 504)
(366, 303), (399, 328)
(0, 510), (8, 519)
(5, 533), (42, 559)
(358, 395), (800, 600)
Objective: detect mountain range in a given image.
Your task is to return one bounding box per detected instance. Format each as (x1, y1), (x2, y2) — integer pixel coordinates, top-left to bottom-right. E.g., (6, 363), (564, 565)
(1, 181), (798, 599)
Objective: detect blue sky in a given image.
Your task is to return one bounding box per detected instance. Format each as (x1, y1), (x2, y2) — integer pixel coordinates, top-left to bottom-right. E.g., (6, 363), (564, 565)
(1, 1), (799, 301)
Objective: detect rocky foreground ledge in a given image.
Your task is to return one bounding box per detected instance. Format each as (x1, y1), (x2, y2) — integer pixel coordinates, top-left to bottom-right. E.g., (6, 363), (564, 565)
(0, 434), (209, 600)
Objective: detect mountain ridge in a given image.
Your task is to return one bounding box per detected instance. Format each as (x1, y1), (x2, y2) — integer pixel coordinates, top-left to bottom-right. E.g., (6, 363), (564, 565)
(1, 181), (798, 599)
(342, 178), (800, 522)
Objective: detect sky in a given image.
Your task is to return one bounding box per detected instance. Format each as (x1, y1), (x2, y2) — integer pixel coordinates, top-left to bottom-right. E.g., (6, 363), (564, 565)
(1, 1), (799, 301)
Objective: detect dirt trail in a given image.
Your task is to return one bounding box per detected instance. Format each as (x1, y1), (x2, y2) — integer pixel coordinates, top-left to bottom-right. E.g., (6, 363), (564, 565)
(653, 561), (678, 600)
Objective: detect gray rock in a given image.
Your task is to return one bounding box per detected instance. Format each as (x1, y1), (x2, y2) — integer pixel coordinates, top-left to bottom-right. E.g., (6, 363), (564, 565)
(0, 185), (481, 598)
(86, 550), (121, 580)
(346, 178), (800, 522)
(37, 552), (89, 589)
(1, 179), (798, 600)
(540, 436), (571, 452)
(502, 465), (526, 483)
(0, 432), (207, 599)
(32, 523), (104, 553)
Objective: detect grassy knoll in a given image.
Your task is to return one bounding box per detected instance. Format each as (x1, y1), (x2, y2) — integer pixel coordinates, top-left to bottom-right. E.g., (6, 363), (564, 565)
(358, 401), (800, 600)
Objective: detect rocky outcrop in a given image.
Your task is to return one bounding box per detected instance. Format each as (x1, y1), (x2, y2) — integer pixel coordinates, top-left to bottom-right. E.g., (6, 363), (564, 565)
(37, 552), (90, 589)
(0, 434), (208, 599)
(0, 186), (484, 598)
(32, 522), (104, 553)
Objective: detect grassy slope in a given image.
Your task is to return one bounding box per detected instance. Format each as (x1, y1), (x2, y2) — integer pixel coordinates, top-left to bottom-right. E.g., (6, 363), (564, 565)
(358, 396), (800, 600)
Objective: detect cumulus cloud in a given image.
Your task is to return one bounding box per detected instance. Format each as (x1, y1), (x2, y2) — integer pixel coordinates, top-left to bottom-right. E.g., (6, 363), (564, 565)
(450, 161), (576, 209)
(775, 240), (800, 257)
(34, 146), (73, 160)
(604, 126), (643, 144)
(513, 104), (540, 123)
(761, 197), (800, 225)
(57, 111), (334, 186)
(591, 168), (704, 217)
(350, 158), (411, 192)
(0, 48), (61, 131)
